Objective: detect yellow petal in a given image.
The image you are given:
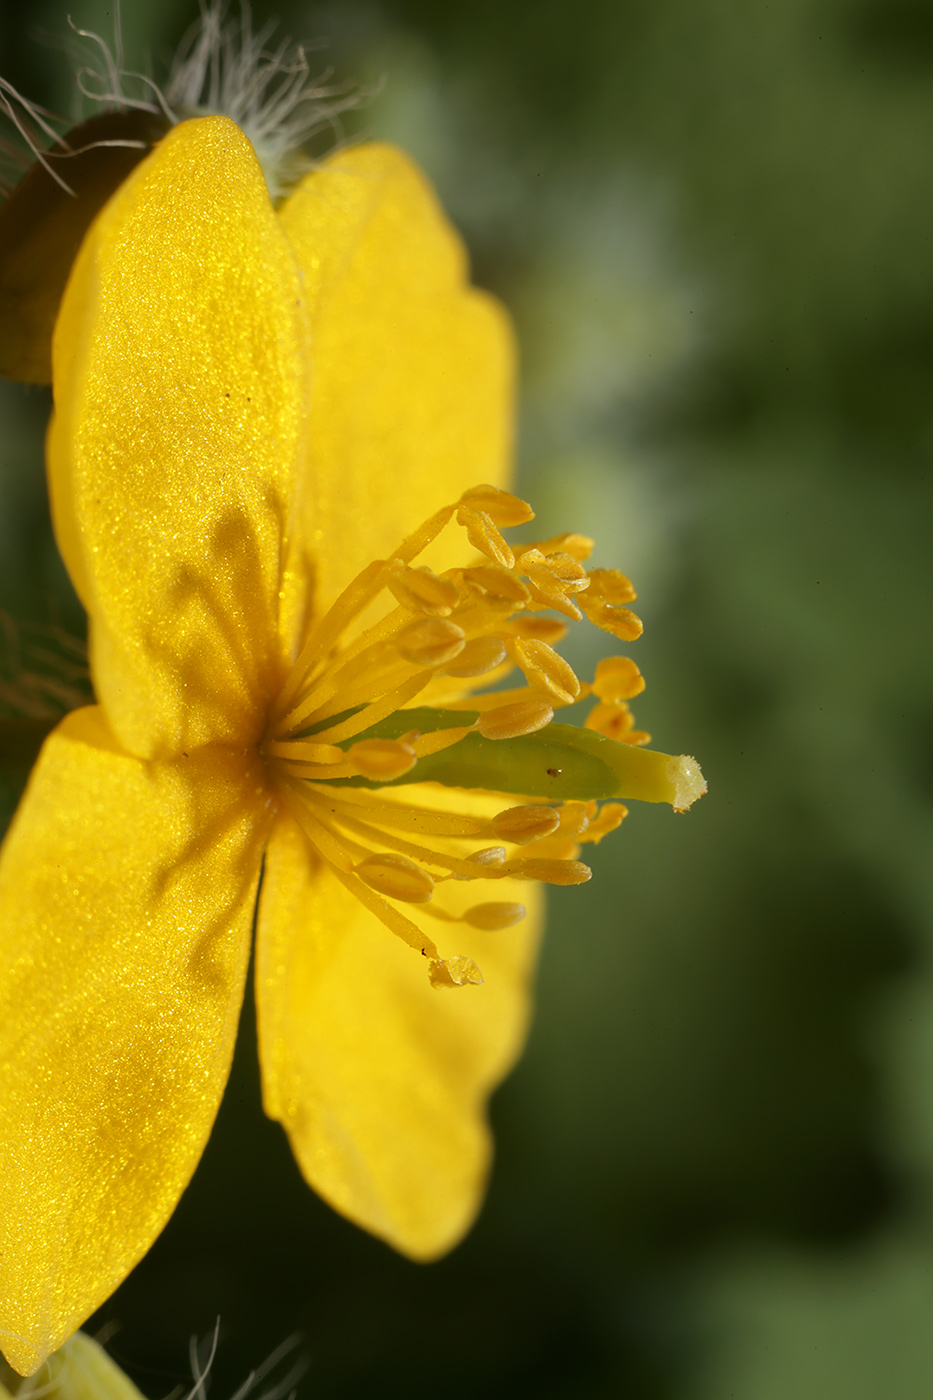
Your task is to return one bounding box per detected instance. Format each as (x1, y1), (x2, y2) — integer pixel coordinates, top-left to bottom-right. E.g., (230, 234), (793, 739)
(48, 117), (308, 760)
(0, 707), (269, 1375)
(255, 796), (541, 1260)
(278, 143), (515, 631)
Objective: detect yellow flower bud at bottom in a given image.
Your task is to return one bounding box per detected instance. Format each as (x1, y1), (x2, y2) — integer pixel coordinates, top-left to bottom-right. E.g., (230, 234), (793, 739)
(0, 1333), (144, 1400)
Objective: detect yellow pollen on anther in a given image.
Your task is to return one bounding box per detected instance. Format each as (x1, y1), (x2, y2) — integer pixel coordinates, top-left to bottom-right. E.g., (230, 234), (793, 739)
(456, 505), (515, 568)
(396, 616), (466, 666)
(477, 697), (555, 740)
(386, 561), (461, 615)
(443, 636), (507, 677)
(356, 854), (436, 903)
(347, 738), (418, 780)
(489, 805), (562, 844)
(586, 568), (638, 604)
(592, 655), (645, 702)
(508, 637), (581, 705)
(458, 485), (536, 526)
(429, 957), (485, 989)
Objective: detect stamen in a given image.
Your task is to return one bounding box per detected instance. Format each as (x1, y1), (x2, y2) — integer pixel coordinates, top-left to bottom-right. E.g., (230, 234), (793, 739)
(425, 901), (527, 930)
(507, 637), (581, 705)
(551, 801), (591, 838)
(328, 859), (443, 961)
(429, 957), (484, 989)
(311, 674), (431, 743)
(477, 697), (554, 740)
(488, 805), (562, 844)
(385, 562), (461, 616)
(587, 568), (638, 604)
(458, 484), (535, 526)
(468, 848), (508, 868)
(355, 854), (435, 903)
(308, 785), (487, 837)
(579, 596), (644, 640)
(332, 813), (513, 882)
(585, 701), (650, 745)
(456, 505), (515, 569)
(261, 487), (704, 987)
(499, 857), (593, 885)
(395, 617), (465, 666)
(524, 532), (595, 562)
(505, 616), (568, 644)
(346, 738), (417, 781)
(521, 550), (589, 590)
(442, 636), (508, 677)
(460, 564), (531, 605)
(592, 656), (645, 701)
(579, 803), (628, 844)
(272, 559), (387, 722)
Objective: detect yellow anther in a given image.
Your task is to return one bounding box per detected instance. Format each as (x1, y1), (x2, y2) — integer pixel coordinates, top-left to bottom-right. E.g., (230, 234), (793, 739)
(443, 635), (508, 677)
(385, 561), (461, 616)
(395, 616), (466, 667)
(355, 853), (435, 903)
(579, 595), (644, 641)
(581, 802), (628, 844)
(592, 655), (646, 702)
(459, 484), (535, 527)
(463, 902), (527, 930)
(527, 532), (595, 562)
(457, 504), (515, 569)
(506, 616), (569, 644)
(469, 846), (508, 867)
(515, 546), (546, 571)
(477, 696), (554, 740)
(554, 801), (591, 838)
(490, 804), (562, 844)
(501, 857), (593, 885)
(541, 552), (590, 588)
(429, 955), (484, 988)
(585, 700), (650, 745)
(509, 637), (581, 705)
(586, 568), (637, 604)
(462, 563), (531, 604)
(347, 737), (418, 780)
(516, 548), (587, 591)
(525, 578), (584, 621)
(515, 552), (586, 617)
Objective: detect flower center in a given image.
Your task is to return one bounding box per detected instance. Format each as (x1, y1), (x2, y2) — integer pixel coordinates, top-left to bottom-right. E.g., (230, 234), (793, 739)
(260, 484), (705, 988)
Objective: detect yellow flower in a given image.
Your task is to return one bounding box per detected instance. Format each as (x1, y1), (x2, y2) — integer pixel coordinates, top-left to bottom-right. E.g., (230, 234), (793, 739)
(0, 117), (704, 1375)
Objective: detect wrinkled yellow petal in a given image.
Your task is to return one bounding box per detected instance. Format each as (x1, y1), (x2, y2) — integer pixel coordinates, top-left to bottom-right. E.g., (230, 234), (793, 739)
(255, 796), (541, 1260)
(0, 708), (269, 1375)
(48, 117), (308, 759)
(278, 143), (515, 633)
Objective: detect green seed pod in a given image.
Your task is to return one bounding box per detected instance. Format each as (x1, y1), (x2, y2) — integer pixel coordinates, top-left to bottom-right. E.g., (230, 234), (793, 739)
(333, 706), (706, 809)
(0, 109), (170, 383)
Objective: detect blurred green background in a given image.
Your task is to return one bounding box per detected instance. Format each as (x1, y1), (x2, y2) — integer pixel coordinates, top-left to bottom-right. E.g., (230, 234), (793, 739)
(1, 0), (932, 1394)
